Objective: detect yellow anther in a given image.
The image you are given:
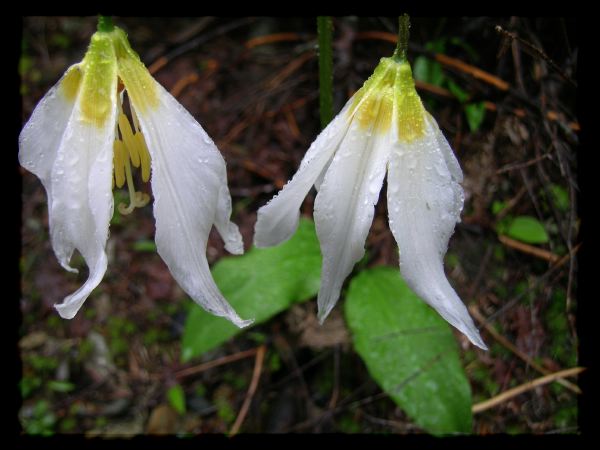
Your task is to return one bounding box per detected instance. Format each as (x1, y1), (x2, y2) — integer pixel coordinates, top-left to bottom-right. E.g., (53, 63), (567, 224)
(118, 112), (140, 167)
(113, 93), (152, 215)
(136, 133), (151, 182)
(113, 140), (126, 188)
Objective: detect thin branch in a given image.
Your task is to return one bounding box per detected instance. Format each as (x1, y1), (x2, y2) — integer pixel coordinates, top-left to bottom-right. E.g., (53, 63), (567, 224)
(229, 345), (267, 435)
(472, 367), (585, 414)
(174, 347), (258, 380)
(498, 234), (560, 264)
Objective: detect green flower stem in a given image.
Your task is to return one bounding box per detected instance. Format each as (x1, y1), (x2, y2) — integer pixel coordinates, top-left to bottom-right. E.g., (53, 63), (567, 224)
(393, 14), (410, 62)
(97, 15), (114, 33)
(317, 16), (333, 129)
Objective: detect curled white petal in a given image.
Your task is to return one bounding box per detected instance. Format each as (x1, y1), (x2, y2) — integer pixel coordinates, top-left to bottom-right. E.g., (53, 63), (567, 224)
(253, 100), (354, 248)
(386, 117), (487, 350)
(19, 65), (81, 272)
(314, 119), (391, 322)
(215, 181), (244, 255)
(132, 81), (251, 328)
(20, 66), (117, 318)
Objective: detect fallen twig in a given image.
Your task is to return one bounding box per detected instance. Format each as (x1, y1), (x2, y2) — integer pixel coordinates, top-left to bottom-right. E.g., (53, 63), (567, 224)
(498, 234), (560, 264)
(229, 345), (267, 436)
(472, 366), (585, 414)
(245, 32), (306, 49)
(169, 73), (200, 98)
(174, 347), (258, 379)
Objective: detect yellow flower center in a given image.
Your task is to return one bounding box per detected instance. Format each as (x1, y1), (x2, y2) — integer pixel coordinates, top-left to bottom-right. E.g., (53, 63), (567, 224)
(113, 92), (152, 215)
(349, 57), (426, 142)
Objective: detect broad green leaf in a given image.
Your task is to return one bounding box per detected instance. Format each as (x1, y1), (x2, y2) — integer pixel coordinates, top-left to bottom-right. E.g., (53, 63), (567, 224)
(167, 384), (186, 415)
(464, 102), (486, 132)
(503, 215), (549, 244)
(345, 267), (473, 435)
(181, 218), (321, 362)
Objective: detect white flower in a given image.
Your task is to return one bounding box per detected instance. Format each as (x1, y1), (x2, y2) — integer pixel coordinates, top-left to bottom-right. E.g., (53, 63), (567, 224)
(254, 56), (486, 349)
(19, 25), (252, 328)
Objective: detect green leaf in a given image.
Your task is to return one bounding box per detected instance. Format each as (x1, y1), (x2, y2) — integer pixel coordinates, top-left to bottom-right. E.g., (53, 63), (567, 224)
(464, 102), (486, 132)
(491, 200), (507, 216)
(345, 267), (473, 435)
(549, 184), (570, 212)
(167, 384), (186, 415)
(181, 218), (321, 362)
(447, 79), (469, 103)
(502, 215), (549, 244)
(413, 57), (445, 87)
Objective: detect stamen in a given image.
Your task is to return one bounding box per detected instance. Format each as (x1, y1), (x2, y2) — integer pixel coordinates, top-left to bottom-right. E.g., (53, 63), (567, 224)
(131, 105), (152, 182)
(113, 140), (126, 188)
(136, 134), (151, 182)
(118, 156), (150, 215)
(118, 112), (140, 167)
(113, 90), (152, 215)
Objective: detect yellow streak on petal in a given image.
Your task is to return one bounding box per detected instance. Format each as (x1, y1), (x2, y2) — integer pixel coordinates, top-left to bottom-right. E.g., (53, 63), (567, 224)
(394, 61), (426, 142)
(346, 57), (426, 142)
(59, 65), (82, 101)
(349, 58), (396, 135)
(79, 32), (117, 127)
(112, 27), (159, 115)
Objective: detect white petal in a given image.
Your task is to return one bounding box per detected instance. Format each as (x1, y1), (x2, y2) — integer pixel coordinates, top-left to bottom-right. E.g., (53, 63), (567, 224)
(253, 100), (354, 247)
(215, 181), (244, 255)
(19, 64), (80, 241)
(427, 112), (463, 183)
(313, 119), (391, 322)
(132, 81), (251, 328)
(387, 118), (487, 350)
(23, 70), (118, 318)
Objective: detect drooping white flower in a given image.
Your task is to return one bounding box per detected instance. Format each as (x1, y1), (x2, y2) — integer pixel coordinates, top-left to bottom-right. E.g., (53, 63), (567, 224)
(254, 56), (487, 349)
(19, 24), (252, 328)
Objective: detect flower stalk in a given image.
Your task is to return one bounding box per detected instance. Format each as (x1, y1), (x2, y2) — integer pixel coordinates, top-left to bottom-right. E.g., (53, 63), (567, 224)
(97, 15), (114, 32)
(393, 14), (410, 63)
